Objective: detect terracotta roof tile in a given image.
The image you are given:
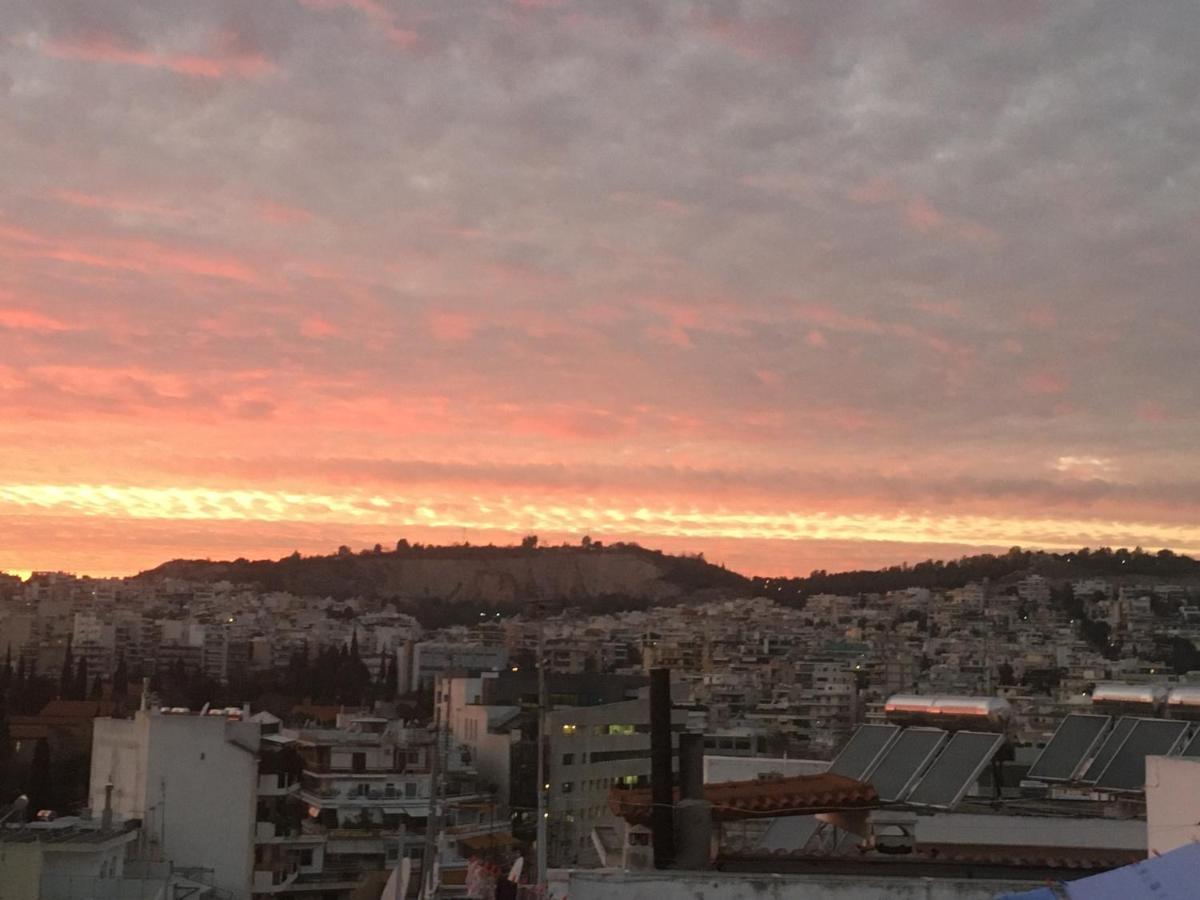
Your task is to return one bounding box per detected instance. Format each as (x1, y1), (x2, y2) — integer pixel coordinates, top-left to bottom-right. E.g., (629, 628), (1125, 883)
(610, 773), (878, 825)
(915, 842), (1144, 870)
(36, 700), (115, 719)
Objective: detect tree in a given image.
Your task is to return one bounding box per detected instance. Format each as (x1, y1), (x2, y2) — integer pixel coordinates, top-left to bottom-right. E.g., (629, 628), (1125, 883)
(112, 653), (129, 701)
(1169, 637), (1200, 675)
(520, 535), (538, 549)
(0, 697), (10, 763)
(28, 738), (52, 816)
(384, 656), (398, 700)
(59, 637), (74, 699)
(73, 657), (88, 702)
(997, 662), (1016, 686)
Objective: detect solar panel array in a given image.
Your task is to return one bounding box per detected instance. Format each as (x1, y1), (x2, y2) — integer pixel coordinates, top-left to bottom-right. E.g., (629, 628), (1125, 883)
(1019, 714), (1200, 793)
(1026, 714), (1110, 782)
(1180, 727), (1200, 758)
(868, 728), (948, 802)
(1092, 719), (1189, 791)
(1079, 716), (1136, 783)
(828, 724), (900, 781)
(906, 731), (1005, 808)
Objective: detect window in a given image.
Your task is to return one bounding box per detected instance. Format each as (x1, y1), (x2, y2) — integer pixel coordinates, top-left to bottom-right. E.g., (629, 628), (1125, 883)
(562, 753), (574, 765)
(299, 849), (314, 866)
(352, 752), (366, 773)
(561, 724), (577, 735)
(405, 782), (416, 798)
(561, 782), (574, 794)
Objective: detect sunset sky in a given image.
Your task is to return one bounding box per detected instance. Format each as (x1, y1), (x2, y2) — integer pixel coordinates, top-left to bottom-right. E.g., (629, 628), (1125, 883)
(2, 1), (1199, 579)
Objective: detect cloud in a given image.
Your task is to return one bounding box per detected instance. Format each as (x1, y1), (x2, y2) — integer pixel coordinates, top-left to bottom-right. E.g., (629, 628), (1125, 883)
(0, 0), (1197, 575)
(40, 30), (275, 79)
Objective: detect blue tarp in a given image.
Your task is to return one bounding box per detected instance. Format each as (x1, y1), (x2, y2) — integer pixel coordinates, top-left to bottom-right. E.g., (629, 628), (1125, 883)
(1063, 842), (1200, 899)
(996, 842), (1200, 900)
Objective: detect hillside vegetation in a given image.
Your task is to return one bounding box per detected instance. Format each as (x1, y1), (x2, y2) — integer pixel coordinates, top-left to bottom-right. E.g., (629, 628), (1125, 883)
(139, 540), (749, 612)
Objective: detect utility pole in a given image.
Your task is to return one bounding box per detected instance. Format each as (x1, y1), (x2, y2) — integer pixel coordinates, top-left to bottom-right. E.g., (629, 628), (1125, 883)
(535, 609), (548, 889)
(420, 677), (445, 900)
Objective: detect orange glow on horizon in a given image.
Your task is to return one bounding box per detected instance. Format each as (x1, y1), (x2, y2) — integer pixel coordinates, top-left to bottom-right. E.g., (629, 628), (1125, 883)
(2, 480), (1199, 579)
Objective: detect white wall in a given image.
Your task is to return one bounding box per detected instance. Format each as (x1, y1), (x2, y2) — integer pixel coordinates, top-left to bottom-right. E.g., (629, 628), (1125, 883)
(1147, 755), (1200, 856)
(704, 757), (828, 784)
(90, 712), (259, 898)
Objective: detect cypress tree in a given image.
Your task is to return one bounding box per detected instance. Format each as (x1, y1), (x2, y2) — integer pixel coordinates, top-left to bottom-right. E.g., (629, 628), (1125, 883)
(59, 637), (74, 699)
(112, 653), (129, 701)
(28, 737), (51, 816)
(73, 657), (88, 701)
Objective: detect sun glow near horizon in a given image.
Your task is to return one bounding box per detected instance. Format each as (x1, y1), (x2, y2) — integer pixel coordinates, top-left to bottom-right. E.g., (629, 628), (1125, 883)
(2, 480), (1199, 579)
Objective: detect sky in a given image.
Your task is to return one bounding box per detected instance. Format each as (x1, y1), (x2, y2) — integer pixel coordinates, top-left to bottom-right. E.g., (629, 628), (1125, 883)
(1, 0), (1199, 579)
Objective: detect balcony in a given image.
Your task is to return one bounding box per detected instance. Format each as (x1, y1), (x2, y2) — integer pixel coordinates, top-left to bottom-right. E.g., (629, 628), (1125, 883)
(259, 773), (301, 796)
(253, 865), (300, 893)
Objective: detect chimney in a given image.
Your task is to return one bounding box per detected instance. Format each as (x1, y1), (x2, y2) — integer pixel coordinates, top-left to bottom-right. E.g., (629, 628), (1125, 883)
(649, 667), (675, 869)
(674, 733), (711, 869)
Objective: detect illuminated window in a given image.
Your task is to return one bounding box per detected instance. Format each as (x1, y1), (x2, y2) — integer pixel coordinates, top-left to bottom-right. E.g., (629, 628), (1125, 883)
(606, 724), (636, 735)
(561, 724), (577, 735)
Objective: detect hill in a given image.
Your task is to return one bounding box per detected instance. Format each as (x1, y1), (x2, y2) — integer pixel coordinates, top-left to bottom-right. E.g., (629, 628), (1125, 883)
(750, 546), (1200, 605)
(138, 540), (750, 614)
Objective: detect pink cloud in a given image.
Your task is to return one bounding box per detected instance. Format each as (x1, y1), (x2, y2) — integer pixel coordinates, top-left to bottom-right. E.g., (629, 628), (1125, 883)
(429, 311), (478, 342)
(300, 317), (339, 339)
(0, 219), (266, 286)
(1019, 307), (1058, 329)
(259, 201), (314, 225)
(299, 0), (418, 47)
(0, 308), (75, 332)
(905, 195), (946, 233)
(1023, 369), (1068, 396)
(754, 369), (782, 387)
(1136, 400), (1168, 423)
(42, 31), (275, 80)
(848, 176), (897, 205)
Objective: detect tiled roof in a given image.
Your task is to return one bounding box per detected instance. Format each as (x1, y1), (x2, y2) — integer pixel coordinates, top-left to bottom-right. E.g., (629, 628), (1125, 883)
(915, 842), (1144, 870)
(609, 773), (879, 825)
(35, 700), (116, 719)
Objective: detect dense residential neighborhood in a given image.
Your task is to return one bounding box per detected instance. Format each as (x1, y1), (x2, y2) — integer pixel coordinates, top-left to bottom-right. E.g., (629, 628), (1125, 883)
(4, 545), (1200, 896)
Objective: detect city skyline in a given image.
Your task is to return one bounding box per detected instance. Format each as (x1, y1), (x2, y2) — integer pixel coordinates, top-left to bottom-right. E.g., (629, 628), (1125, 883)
(3, 1), (1199, 578)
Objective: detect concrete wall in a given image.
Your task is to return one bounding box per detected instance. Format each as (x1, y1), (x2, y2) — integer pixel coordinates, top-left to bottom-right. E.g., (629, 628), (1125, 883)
(90, 712), (259, 898)
(568, 871), (1045, 900)
(704, 756), (828, 784)
(0, 842), (42, 900)
(1147, 755), (1200, 855)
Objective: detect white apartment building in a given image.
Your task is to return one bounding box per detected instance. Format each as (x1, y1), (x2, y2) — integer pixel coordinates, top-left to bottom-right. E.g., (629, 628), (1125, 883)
(89, 708), (261, 897)
(404, 641), (509, 692)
